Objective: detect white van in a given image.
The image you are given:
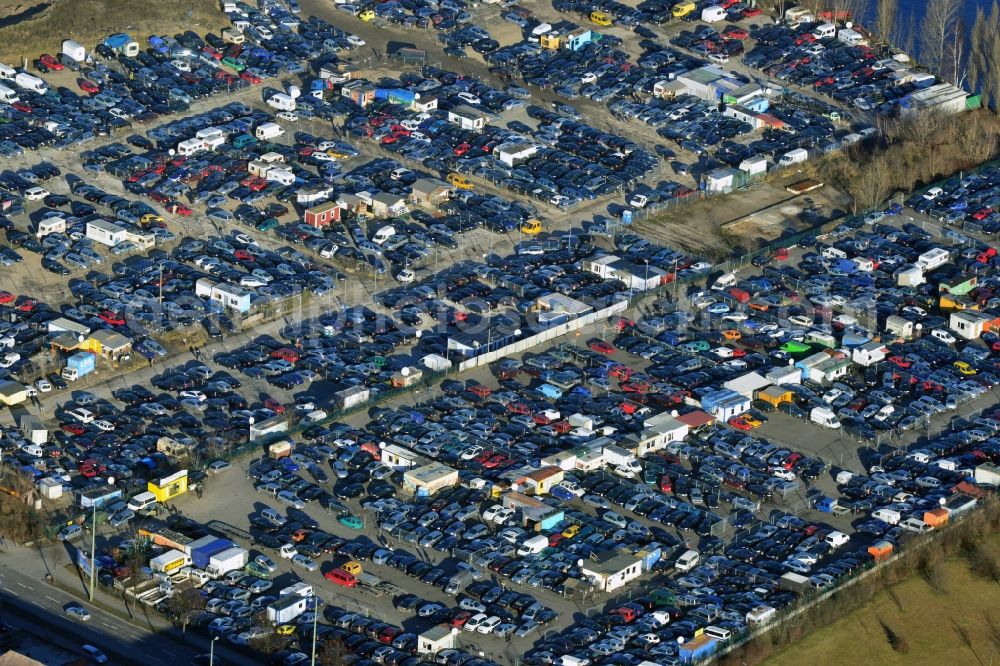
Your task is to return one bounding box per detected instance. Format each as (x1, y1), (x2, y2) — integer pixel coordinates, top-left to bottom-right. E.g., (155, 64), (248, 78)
(0, 63), (15, 80)
(372, 225), (396, 245)
(711, 273), (737, 291)
(675, 549), (700, 572)
(266, 93), (296, 111)
(704, 626), (732, 641)
(899, 517), (932, 533)
(820, 246), (847, 260)
(20, 444), (43, 458)
(810, 407), (841, 429)
(812, 22), (836, 39)
(0, 83), (18, 103)
(930, 329), (956, 344)
(127, 491), (158, 512)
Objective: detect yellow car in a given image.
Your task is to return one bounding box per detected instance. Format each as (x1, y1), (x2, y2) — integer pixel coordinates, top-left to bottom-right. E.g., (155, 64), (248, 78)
(954, 361), (977, 375)
(742, 414), (763, 428)
(140, 214), (165, 226)
(562, 524), (580, 538)
(276, 625), (296, 635)
(359, 9), (375, 21)
(327, 149), (352, 159)
(520, 219), (542, 235)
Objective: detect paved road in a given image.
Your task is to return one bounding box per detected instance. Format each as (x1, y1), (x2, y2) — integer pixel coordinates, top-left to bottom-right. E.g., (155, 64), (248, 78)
(0, 544), (258, 665)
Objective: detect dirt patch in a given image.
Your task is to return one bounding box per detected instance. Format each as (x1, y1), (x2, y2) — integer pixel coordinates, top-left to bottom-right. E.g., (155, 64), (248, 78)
(0, 0), (225, 62)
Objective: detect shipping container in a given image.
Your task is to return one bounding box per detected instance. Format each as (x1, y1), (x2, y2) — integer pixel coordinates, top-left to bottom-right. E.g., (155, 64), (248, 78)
(779, 572), (811, 594)
(334, 386), (369, 410)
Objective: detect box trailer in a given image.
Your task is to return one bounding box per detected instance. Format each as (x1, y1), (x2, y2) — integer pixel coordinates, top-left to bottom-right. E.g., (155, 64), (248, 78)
(780, 572), (811, 594)
(205, 546), (248, 578)
(334, 386), (369, 410)
(267, 594), (309, 624)
(150, 549), (192, 573)
(61, 40), (86, 62)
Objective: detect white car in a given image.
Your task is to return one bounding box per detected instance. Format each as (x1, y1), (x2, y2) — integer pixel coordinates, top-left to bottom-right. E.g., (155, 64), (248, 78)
(481, 504), (503, 521)
(92, 420), (115, 432)
(35, 378), (52, 392)
(347, 35), (366, 46)
(477, 616), (502, 634)
(491, 508), (515, 524)
(24, 186), (49, 201)
(279, 543), (298, 559)
(276, 111), (298, 121)
(463, 613), (487, 632)
(772, 468), (796, 481)
(395, 269), (415, 284)
(0, 352), (20, 367)
(456, 92), (480, 105)
(179, 390), (206, 402)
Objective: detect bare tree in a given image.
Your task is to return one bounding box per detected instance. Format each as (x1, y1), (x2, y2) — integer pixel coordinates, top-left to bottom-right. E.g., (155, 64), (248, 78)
(922, 0), (961, 76)
(983, 1), (1000, 110)
(851, 154), (896, 210)
(167, 587), (206, 634)
(968, 7), (988, 93)
(942, 18), (967, 87)
(875, 0), (898, 44)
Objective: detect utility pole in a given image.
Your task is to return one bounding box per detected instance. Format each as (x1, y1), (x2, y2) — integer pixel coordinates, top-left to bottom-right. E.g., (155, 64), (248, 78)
(88, 502), (96, 602)
(310, 596), (319, 665)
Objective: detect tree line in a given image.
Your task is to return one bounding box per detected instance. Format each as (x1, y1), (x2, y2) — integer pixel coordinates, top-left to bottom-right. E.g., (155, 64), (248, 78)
(756, 0), (1000, 109)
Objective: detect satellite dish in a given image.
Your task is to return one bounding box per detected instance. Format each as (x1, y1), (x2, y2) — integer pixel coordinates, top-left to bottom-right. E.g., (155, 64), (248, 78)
(168, 149), (175, 156)
(401, 367), (411, 376)
(107, 477), (115, 485)
(451, 627), (459, 636)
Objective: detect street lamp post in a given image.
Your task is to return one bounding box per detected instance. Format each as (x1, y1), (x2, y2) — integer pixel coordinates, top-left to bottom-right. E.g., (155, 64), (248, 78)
(209, 636), (219, 665)
(310, 597), (319, 665)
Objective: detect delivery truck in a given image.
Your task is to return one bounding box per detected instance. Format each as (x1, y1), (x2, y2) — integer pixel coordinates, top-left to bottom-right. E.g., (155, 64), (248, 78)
(205, 546), (248, 578)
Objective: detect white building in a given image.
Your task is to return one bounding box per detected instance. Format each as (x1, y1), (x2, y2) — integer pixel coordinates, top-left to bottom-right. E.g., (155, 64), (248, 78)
(86, 219), (127, 247)
(579, 549), (643, 592)
(446, 105), (488, 131)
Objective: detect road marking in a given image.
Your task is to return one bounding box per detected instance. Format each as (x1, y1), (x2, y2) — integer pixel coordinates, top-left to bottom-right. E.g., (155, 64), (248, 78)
(45, 596), (58, 603)
(148, 657), (165, 665)
(162, 650), (177, 657)
(15, 582), (32, 590)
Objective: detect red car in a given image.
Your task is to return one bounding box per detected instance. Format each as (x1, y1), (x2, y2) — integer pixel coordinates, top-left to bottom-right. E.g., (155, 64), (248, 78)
(453, 143), (471, 156)
(61, 423), (86, 435)
(240, 72), (262, 85)
(482, 454), (506, 469)
(728, 415), (754, 431)
(39, 54), (63, 70)
(78, 79), (100, 94)
(166, 203), (192, 216)
(723, 26), (748, 39)
(11, 101), (31, 113)
(0, 291), (14, 304)
(449, 611), (472, 628)
(99, 310), (125, 326)
(263, 397), (285, 414)
(589, 340), (615, 354)
(16, 299), (36, 312)
(743, 6), (763, 16)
